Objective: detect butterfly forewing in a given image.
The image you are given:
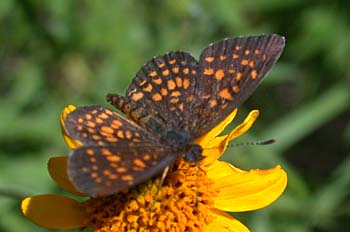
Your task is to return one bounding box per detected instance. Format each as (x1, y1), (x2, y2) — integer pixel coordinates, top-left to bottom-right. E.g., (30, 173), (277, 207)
(68, 145), (178, 197)
(192, 34), (285, 136)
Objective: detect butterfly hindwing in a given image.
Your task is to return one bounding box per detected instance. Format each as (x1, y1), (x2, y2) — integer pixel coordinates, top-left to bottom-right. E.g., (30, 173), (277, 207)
(68, 145), (178, 197)
(64, 105), (158, 146)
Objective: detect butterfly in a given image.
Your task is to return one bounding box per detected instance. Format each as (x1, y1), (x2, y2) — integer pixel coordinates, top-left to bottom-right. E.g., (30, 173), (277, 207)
(63, 34), (285, 197)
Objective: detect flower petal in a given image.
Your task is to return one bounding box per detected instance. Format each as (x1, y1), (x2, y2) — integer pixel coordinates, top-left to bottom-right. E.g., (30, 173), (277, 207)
(205, 208), (250, 232)
(206, 160), (244, 179)
(195, 109), (238, 146)
(212, 165), (287, 212)
(21, 194), (87, 229)
(200, 110), (259, 166)
(48, 156), (87, 197)
(60, 105), (83, 149)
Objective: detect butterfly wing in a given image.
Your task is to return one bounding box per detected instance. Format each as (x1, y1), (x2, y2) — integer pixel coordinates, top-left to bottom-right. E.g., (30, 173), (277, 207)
(192, 34), (285, 136)
(108, 35), (285, 138)
(107, 51), (199, 135)
(63, 105), (159, 146)
(68, 145), (178, 197)
(63, 105), (176, 196)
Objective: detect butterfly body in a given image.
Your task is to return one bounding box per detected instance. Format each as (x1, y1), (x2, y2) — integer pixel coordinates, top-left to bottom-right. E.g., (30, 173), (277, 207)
(64, 34), (285, 197)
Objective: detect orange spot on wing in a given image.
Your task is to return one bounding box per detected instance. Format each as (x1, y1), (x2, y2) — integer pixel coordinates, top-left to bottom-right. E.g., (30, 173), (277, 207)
(254, 49), (260, 54)
(161, 88), (168, 96)
(228, 69), (235, 74)
(251, 70), (258, 79)
(125, 130), (132, 139)
(183, 79), (190, 89)
(171, 91), (181, 97)
(232, 54), (239, 59)
(152, 93), (162, 101)
(107, 155), (121, 162)
(249, 60), (255, 68)
(111, 120), (122, 128)
(157, 63), (165, 68)
(244, 50), (250, 55)
(215, 69), (225, 80)
(172, 67), (179, 74)
(101, 148), (112, 156)
(99, 113), (108, 119)
(134, 159), (146, 168)
(236, 72), (243, 81)
(220, 55), (226, 61)
(92, 134), (101, 141)
(232, 85), (240, 93)
(101, 126), (114, 134)
(105, 109), (113, 115)
(121, 175), (133, 181)
(117, 130), (124, 139)
(209, 99), (217, 108)
(219, 88), (233, 100)
(178, 103), (184, 111)
(86, 121), (96, 128)
(148, 71), (157, 77)
(203, 68), (214, 75)
(131, 92), (144, 101)
(235, 45), (241, 50)
(167, 79), (176, 90)
(240, 59), (249, 66)
(117, 167), (127, 173)
(143, 84), (153, 92)
(162, 69), (170, 76)
(106, 137), (118, 142)
(169, 59), (176, 64)
(170, 98), (179, 103)
(86, 149), (95, 155)
(183, 68), (189, 74)
(175, 77), (182, 87)
(152, 78), (162, 85)
(205, 56), (215, 63)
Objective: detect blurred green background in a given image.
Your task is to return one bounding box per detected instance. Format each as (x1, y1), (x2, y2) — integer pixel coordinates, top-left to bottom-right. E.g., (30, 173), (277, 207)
(0, 0), (348, 231)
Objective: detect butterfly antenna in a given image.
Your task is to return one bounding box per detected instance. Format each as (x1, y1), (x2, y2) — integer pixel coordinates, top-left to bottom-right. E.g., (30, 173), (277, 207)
(227, 138), (276, 148)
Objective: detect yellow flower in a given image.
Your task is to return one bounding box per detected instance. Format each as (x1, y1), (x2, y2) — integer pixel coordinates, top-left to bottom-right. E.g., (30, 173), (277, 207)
(21, 106), (287, 232)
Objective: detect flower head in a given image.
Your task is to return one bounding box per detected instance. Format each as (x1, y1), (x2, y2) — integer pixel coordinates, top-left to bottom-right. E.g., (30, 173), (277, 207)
(21, 106), (287, 231)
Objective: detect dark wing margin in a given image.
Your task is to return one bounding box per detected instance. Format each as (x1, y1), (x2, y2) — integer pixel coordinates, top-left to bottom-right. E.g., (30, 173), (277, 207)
(68, 145), (178, 197)
(192, 34), (285, 137)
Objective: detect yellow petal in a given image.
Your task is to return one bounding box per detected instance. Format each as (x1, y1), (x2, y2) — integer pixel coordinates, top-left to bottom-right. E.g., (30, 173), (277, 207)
(48, 156), (87, 197)
(212, 165), (287, 212)
(195, 109), (238, 146)
(21, 194), (87, 229)
(206, 160), (244, 179)
(205, 208), (250, 232)
(200, 110), (259, 166)
(60, 105), (83, 149)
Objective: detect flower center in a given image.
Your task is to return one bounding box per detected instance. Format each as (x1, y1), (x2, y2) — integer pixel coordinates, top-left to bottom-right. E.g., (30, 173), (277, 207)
(84, 159), (217, 232)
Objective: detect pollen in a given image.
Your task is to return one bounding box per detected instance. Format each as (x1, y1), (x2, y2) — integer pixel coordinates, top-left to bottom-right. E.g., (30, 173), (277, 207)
(83, 160), (217, 232)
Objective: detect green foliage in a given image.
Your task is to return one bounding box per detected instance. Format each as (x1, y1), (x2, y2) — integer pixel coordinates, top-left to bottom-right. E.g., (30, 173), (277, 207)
(0, 0), (348, 231)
